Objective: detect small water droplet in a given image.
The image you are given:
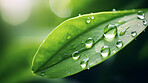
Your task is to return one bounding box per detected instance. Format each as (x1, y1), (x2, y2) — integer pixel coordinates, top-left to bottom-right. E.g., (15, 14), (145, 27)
(143, 20), (148, 26)
(85, 38), (94, 48)
(41, 71), (45, 76)
(119, 27), (130, 36)
(67, 36), (71, 40)
(137, 11), (145, 20)
(86, 20), (91, 24)
(104, 24), (117, 39)
(113, 9), (116, 12)
(79, 14), (81, 16)
(80, 58), (89, 69)
(116, 40), (123, 48)
(91, 16), (94, 19)
(72, 51), (80, 60)
(117, 21), (126, 25)
(131, 31), (137, 37)
(100, 46), (110, 58)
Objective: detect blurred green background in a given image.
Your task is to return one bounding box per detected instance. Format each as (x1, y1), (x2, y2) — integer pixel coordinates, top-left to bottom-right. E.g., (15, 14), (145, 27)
(0, 0), (148, 83)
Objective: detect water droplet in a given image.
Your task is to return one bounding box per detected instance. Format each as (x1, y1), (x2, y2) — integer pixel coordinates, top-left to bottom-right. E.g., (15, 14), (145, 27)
(131, 31), (137, 37)
(91, 16), (94, 19)
(117, 21), (126, 25)
(113, 9), (116, 12)
(41, 71), (45, 76)
(86, 20), (91, 24)
(119, 27), (130, 36)
(116, 40), (123, 48)
(79, 14), (81, 16)
(143, 20), (148, 26)
(104, 24), (117, 39)
(72, 51), (80, 60)
(100, 46), (110, 58)
(137, 11), (145, 20)
(80, 58), (89, 69)
(85, 38), (94, 48)
(66, 36), (71, 40)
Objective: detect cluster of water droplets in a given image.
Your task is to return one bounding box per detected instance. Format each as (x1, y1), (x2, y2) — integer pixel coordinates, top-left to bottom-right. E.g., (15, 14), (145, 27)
(70, 10), (148, 69)
(137, 11), (148, 26)
(86, 15), (95, 24)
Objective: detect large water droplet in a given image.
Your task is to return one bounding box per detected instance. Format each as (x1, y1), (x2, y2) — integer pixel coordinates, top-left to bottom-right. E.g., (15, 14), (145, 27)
(119, 27), (130, 36)
(85, 38), (94, 48)
(137, 11), (145, 20)
(72, 51), (80, 60)
(100, 46), (110, 58)
(131, 31), (137, 37)
(80, 58), (89, 69)
(116, 40), (123, 48)
(41, 71), (45, 76)
(143, 20), (148, 26)
(104, 24), (117, 39)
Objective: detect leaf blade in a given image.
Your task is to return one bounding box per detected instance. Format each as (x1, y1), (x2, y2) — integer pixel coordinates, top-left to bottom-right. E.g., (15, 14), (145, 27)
(32, 9), (148, 78)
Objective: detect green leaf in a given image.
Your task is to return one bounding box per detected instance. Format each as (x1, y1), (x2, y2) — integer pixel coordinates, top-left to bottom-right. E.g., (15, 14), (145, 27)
(32, 9), (148, 78)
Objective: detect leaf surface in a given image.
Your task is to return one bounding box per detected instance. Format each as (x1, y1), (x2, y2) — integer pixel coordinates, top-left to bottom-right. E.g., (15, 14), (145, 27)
(32, 9), (148, 78)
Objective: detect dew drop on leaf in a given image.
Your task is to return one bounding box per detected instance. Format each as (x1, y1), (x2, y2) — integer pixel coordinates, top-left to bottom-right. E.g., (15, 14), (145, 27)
(104, 24), (117, 39)
(72, 51), (80, 60)
(143, 20), (148, 26)
(116, 40), (123, 48)
(79, 14), (81, 16)
(119, 27), (130, 36)
(86, 20), (91, 24)
(112, 9), (116, 12)
(85, 38), (94, 48)
(100, 46), (110, 58)
(137, 11), (145, 20)
(91, 16), (94, 19)
(131, 31), (137, 37)
(80, 58), (89, 69)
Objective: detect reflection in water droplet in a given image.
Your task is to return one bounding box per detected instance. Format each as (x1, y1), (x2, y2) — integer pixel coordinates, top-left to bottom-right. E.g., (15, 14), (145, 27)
(41, 71), (45, 76)
(80, 58), (89, 69)
(137, 11), (145, 20)
(143, 20), (148, 26)
(86, 20), (91, 24)
(104, 24), (117, 39)
(100, 46), (110, 58)
(113, 50), (116, 53)
(131, 31), (137, 37)
(72, 51), (80, 60)
(67, 35), (71, 40)
(119, 27), (130, 36)
(116, 40), (123, 48)
(85, 38), (94, 48)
